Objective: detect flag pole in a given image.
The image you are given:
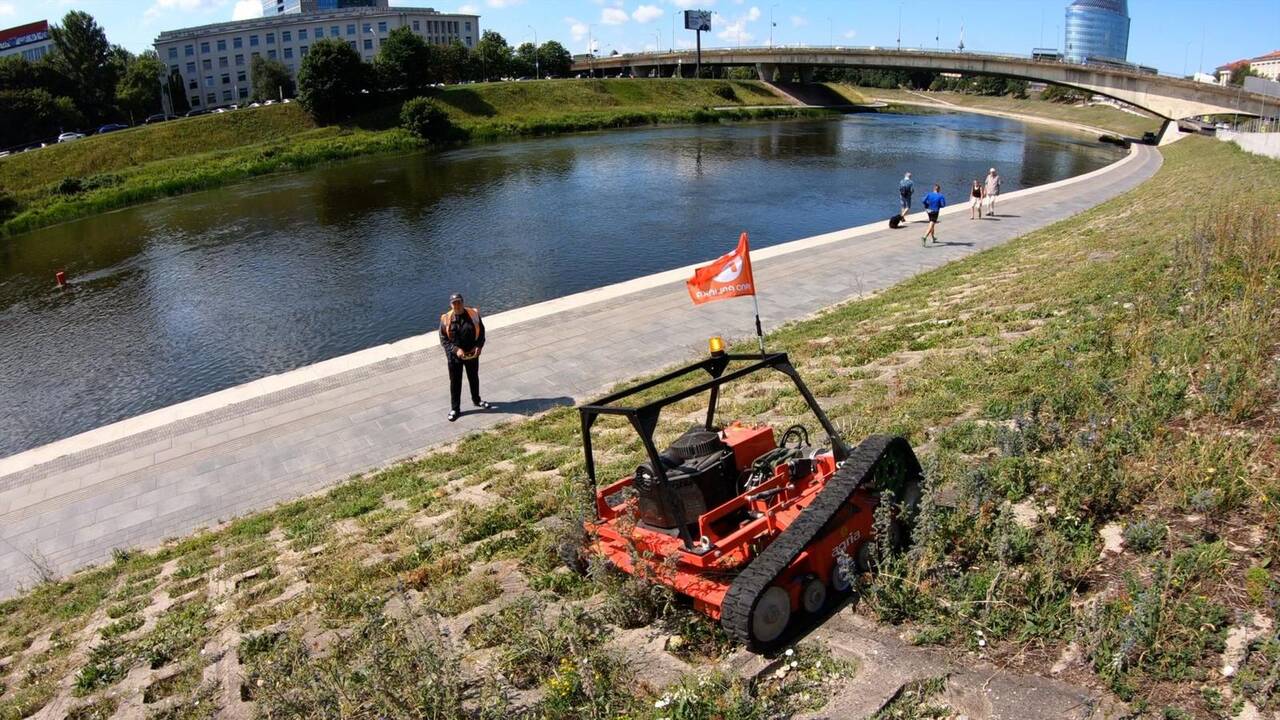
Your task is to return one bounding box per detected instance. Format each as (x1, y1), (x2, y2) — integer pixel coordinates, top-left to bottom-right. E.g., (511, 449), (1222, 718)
(751, 293), (765, 354)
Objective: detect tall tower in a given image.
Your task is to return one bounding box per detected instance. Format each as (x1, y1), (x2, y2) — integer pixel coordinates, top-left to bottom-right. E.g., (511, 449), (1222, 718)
(261, 0), (387, 15)
(1064, 0), (1130, 63)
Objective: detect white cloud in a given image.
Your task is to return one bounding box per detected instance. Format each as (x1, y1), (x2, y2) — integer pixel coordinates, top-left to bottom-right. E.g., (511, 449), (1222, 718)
(458, 3), (478, 12)
(632, 4), (662, 23)
(667, 0), (712, 8)
(487, 0), (524, 6)
(601, 7), (628, 24)
(746, 6), (760, 21)
(565, 16), (588, 41)
(144, 0), (229, 21)
(843, 29), (857, 39)
(0, 2), (15, 17)
(232, 0), (260, 20)
(789, 15), (806, 28)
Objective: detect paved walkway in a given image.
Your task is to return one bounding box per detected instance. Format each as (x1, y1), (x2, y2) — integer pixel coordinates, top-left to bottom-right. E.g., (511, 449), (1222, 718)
(0, 142), (1162, 598)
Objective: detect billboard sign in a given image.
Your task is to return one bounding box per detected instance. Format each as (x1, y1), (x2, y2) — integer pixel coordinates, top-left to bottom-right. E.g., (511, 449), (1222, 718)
(684, 10), (711, 32)
(0, 21), (50, 52)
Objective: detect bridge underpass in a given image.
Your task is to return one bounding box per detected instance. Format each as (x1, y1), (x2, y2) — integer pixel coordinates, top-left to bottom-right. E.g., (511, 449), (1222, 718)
(571, 48), (1280, 123)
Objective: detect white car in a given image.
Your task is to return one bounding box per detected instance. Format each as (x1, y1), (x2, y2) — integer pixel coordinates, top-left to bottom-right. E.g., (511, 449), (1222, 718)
(57, 132), (86, 143)
(212, 108), (228, 114)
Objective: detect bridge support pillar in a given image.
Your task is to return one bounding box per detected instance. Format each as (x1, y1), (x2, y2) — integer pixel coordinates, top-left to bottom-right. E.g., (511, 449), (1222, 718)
(798, 66), (815, 84)
(756, 63), (779, 83)
(630, 65), (653, 78)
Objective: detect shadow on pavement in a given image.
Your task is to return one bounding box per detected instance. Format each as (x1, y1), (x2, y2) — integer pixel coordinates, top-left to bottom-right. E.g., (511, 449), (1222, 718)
(931, 240), (976, 247)
(463, 396), (575, 418)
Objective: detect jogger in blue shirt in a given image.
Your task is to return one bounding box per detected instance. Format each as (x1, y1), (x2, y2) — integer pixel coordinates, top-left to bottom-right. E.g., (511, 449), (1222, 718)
(921, 185), (946, 245)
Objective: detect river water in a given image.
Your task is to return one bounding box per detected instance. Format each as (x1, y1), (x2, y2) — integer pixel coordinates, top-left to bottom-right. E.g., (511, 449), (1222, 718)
(0, 112), (1124, 456)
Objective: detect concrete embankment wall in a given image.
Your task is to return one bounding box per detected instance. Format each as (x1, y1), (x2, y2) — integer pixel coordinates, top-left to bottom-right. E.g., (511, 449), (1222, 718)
(1218, 130), (1280, 160)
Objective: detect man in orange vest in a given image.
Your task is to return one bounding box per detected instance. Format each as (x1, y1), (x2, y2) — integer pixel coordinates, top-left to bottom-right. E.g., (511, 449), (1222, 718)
(440, 293), (492, 422)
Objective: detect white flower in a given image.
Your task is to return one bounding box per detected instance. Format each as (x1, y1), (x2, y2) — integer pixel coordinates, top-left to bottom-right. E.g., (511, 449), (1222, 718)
(655, 698), (669, 709)
(784, 648), (795, 657)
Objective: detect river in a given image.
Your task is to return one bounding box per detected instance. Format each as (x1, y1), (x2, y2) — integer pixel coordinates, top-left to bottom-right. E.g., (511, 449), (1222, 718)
(0, 111), (1124, 456)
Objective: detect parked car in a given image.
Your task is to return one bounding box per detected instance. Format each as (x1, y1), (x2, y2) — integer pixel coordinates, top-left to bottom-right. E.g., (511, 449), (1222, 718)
(57, 132), (86, 143)
(97, 123), (128, 134)
(263, 99), (276, 105)
(144, 114), (178, 124)
(247, 102), (261, 108)
(211, 107), (229, 114)
(0, 151), (9, 158)
(184, 108), (209, 117)
(281, 98), (291, 104)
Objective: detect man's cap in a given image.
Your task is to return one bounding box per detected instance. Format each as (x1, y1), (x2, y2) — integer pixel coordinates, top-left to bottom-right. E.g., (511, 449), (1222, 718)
(449, 293), (464, 303)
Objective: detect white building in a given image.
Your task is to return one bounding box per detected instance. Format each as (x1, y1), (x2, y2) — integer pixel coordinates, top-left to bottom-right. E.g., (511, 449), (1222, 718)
(0, 20), (53, 62)
(1217, 50), (1280, 86)
(154, 6), (479, 111)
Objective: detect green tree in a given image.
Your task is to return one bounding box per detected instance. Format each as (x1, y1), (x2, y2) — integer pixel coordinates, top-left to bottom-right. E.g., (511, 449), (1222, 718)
(0, 88), (85, 147)
(165, 68), (190, 114)
(513, 41), (538, 78)
(537, 40), (572, 78)
(251, 55), (295, 102)
(375, 26), (435, 95)
(48, 11), (118, 121)
(438, 40), (470, 85)
(1229, 63), (1261, 87)
(116, 51), (165, 122)
(473, 30), (512, 81)
(296, 37), (367, 122)
(1041, 83), (1086, 104)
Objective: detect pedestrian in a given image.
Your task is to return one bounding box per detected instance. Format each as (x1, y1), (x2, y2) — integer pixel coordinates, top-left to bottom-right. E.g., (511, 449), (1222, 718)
(921, 184), (946, 245)
(440, 292), (493, 422)
(983, 167), (1001, 216)
(898, 172), (914, 220)
(969, 179), (983, 220)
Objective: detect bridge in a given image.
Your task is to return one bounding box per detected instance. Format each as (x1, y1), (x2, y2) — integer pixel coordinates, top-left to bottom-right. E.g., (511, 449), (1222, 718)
(571, 47), (1280, 123)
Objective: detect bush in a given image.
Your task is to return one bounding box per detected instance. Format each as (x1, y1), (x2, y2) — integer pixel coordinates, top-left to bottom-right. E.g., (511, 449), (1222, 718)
(0, 190), (17, 222)
(1122, 519), (1167, 554)
(296, 38), (367, 124)
(399, 96), (452, 143)
(713, 84), (738, 102)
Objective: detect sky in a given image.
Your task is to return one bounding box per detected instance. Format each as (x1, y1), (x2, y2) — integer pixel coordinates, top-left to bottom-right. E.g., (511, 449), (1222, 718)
(2, 0), (1277, 76)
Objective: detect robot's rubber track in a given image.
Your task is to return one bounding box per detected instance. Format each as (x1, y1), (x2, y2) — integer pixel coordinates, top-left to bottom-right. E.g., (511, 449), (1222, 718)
(720, 434), (918, 648)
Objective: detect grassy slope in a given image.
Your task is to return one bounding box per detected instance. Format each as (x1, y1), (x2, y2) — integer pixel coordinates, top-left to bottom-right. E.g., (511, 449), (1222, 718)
(0, 80), (803, 238)
(1, 137), (1275, 719)
(869, 87), (1165, 138)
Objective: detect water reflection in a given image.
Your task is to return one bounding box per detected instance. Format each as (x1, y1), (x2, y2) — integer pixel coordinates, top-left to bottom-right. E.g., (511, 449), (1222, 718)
(0, 113), (1124, 455)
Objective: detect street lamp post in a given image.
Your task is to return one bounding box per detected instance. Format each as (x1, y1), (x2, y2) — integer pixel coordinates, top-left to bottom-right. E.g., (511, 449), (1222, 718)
(529, 25), (539, 79)
(672, 11), (679, 53)
(827, 17), (832, 47)
(588, 24), (596, 77)
(770, 4), (779, 48)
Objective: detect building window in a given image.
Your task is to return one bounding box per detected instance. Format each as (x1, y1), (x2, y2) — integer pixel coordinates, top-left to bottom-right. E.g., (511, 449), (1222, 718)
(282, 30), (291, 42)
(186, 61), (196, 73)
(266, 32), (275, 44)
(412, 20), (419, 31)
(216, 39), (226, 51)
(363, 38), (372, 50)
(185, 44), (194, 56)
(198, 41), (208, 53)
(346, 24), (355, 35)
(234, 37), (243, 49)
(283, 47), (293, 59)
(235, 54), (244, 66)
(238, 87), (249, 99)
(202, 59), (212, 70)
(348, 41), (356, 50)
(206, 92), (215, 105)
(300, 45), (308, 56)
(268, 49), (277, 59)
(250, 35), (259, 47)
(204, 75), (214, 87)
(223, 90), (233, 102)
(332, 25), (341, 37)
(298, 28), (307, 39)
(219, 57), (228, 68)
(188, 79), (197, 90)
(377, 21), (387, 33)
(465, 21), (471, 31)
(251, 51), (260, 59)
(363, 23), (372, 33)
(190, 95), (200, 106)
(170, 64), (178, 74)
(168, 47), (178, 59)
(237, 70), (246, 82)
(221, 73), (230, 84)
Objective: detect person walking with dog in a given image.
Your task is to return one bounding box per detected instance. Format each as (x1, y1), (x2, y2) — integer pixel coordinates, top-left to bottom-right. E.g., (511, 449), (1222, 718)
(983, 167), (1002, 216)
(898, 172), (915, 220)
(440, 292), (493, 422)
(921, 184), (946, 245)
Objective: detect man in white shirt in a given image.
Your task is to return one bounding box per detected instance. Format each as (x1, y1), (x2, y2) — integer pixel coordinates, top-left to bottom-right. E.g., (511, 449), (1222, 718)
(983, 168), (1002, 217)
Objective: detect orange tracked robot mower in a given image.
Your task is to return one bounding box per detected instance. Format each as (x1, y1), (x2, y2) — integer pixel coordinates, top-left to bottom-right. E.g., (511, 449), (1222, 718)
(568, 339), (923, 650)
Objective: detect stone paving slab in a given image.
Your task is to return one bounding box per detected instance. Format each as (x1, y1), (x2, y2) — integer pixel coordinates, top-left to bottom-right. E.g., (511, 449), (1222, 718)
(0, 143), (1162, 598)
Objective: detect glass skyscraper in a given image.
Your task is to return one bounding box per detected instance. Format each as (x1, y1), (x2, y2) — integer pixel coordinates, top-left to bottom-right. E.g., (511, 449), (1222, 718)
(1064, 0), (1130, 63)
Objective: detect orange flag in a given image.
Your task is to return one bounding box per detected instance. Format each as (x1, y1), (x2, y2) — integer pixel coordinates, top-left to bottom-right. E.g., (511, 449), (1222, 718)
(686, 232), (756, 306)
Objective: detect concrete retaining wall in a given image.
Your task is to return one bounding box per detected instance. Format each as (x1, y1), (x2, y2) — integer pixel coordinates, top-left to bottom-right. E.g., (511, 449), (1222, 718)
(1218, 130), (1280, 160)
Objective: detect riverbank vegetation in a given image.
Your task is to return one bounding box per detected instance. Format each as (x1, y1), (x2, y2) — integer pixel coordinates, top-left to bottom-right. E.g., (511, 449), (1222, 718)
(0, 78), (809, 238)
(869, 87), (1164, 138)
(1, 137), (1275, 718)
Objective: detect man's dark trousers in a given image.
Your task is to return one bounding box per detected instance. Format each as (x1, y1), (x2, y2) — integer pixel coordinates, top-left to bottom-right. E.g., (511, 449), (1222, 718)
(448, 356), (481, 412)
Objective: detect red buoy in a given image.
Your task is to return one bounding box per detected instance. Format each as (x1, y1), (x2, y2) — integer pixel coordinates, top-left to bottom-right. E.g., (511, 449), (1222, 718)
(55, 271), (67, 287)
